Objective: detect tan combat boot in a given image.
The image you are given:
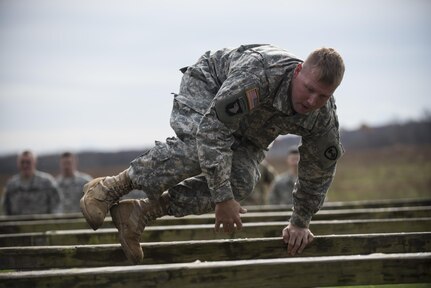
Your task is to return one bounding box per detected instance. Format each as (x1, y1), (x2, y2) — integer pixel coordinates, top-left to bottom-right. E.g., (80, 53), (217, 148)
(110, 192), (170, 264)
(80, 169), (133, 230)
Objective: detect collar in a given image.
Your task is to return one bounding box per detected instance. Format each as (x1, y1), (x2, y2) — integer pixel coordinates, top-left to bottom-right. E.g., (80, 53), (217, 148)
(271, 70), (322, 130)
(272, 69), (296, 116)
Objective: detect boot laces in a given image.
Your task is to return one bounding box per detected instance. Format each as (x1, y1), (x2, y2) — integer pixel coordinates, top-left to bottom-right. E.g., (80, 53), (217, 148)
(103, 171), (133, 201)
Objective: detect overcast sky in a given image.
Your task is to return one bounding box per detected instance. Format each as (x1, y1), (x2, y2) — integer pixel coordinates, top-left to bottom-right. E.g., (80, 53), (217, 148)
(0, 0), (430, 156)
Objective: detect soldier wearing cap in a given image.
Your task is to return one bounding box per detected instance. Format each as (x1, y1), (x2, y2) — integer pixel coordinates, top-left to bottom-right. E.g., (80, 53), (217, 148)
(80, 44), (345, 264)
(2, 150), (63, 215)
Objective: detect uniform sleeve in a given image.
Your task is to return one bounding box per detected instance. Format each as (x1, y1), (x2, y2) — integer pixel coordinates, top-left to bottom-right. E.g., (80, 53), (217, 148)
(1, 186), (10, 215)
(268, 178), (283, 204)
(48, 179), (63, 214)
(1, 179), (16, 215)
(290, 118), (344, 228)
(196, 63), (267, 203)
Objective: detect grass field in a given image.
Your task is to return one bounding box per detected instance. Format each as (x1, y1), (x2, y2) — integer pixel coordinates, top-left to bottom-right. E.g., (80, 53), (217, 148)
(0, 144), (430, 212)
(269, 144), (431, 202)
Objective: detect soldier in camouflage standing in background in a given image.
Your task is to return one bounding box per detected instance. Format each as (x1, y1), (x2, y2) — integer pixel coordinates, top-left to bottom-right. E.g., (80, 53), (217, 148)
(242, 159), (277, 205)
(2, 150), (63, 215)
(56, 152), (93, 213)
(80, 44), (345, 264)
(268, 147), (300, 205)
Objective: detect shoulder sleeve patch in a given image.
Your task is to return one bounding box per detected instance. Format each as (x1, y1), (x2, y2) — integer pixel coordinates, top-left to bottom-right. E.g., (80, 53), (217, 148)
(318, 141), (344, 169)
(313, 124), (344, 169)
(215, 86), (260, 123)
(324, 145), (339, 161)
(245, 87), (260, 110)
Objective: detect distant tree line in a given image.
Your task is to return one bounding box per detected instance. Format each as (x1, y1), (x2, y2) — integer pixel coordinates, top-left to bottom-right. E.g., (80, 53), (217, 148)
(0, 119), (430, 175)
(268, 119), (431, 159)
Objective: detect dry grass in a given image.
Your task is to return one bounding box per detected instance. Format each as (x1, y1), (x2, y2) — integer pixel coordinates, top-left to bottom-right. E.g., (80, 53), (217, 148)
(268, 144), (431, 202)
(1, 144), (430, 212)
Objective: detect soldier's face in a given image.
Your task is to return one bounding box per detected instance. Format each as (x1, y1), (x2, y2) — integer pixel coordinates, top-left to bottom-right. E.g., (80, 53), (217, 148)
(291, 64), (337, 114)
(287, 153), (299, 169)
(60, 156), (75, 177)
(18, 155), (36, 178)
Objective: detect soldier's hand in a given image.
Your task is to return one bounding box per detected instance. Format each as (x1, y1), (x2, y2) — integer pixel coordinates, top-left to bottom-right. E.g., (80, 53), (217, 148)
(214, 199), (247, 234)
(282, 222), (314, 256)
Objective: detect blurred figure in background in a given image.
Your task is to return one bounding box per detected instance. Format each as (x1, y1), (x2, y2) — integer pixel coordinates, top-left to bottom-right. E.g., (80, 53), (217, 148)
(242, 159), (277, 205)
(57, 152), (93, 213)
(1, 150), (62, 215)
(268, 147), (300, 205)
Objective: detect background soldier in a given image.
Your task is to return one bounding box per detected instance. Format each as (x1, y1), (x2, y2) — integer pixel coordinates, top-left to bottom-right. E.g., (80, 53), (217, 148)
(268, 147), (300, 205)
(242, 159), (277, 205)
(80, 44), (345, 264)
(57, 152), (93, 213)
(1, 150), (62, 215)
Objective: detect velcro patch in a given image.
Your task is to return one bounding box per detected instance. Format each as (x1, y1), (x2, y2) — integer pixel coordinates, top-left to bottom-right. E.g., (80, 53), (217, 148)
(245, 88), (259, 110)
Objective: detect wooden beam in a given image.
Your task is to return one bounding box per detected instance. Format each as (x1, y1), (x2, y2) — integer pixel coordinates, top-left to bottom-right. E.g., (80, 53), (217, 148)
(0, 232), (429, 270)
(1, 197), (430, 223)
(247, 197), (431, 212)
(0, 253), (430, 288)
(1, 206), (430, 234)
(0, 218), (430, 247)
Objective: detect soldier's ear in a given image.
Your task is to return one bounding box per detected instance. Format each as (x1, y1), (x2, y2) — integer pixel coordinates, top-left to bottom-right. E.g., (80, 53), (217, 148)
(294, 63), (302, 77)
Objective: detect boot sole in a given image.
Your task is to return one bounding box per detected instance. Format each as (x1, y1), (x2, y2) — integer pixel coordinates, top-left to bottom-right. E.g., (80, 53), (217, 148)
(80, 178), (106, 231)
(111, 204), (144, 265)
(80, 195), (101, 231)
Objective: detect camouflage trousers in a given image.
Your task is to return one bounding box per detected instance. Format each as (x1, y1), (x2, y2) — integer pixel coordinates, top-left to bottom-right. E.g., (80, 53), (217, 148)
(128, 71), (264, 217)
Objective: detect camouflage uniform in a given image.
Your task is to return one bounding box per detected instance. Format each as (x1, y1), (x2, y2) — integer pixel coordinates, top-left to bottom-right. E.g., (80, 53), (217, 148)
(2, 170), (63, 215)
(129, 44), (343, 228)
(268, 171), (296, 205)
(242, 160), (277, 205)
(57, 171), (92, 213)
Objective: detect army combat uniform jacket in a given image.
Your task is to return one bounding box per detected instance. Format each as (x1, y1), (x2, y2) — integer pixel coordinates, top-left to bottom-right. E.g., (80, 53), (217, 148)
(2, 170), (63, 215)
(57, 171), (93, 213)
(175, 44), (343, 228)
(129, 44), (343, 228)
(268, 171), (297, 205)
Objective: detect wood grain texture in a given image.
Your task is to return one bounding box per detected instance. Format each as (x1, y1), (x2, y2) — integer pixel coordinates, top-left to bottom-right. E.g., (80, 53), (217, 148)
(1, 232), (430, 270)
(1, 205), (430, 234)
(1, 253), (430, 288)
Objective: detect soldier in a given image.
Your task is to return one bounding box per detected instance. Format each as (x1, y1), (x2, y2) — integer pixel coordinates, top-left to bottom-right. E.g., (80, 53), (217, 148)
(1, 150), (63, 215)
(56, 152), (93, 213)
(268, 147), (300, 205)
(80, 44), (345, 264)
(242, 159), (277, 205)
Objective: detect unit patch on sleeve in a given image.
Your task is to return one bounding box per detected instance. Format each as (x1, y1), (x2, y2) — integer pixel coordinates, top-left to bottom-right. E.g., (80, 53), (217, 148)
(324, 145), (339, 160)
(225, 99), (244, 116)
(245, 87), (260, 111)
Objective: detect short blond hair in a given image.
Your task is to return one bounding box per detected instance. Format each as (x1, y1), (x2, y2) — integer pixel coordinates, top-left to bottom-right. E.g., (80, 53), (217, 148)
(303, 47), (345, 87)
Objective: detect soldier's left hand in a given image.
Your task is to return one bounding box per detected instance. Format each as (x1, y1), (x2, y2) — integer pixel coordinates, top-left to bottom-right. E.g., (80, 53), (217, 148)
(282, 222), (314, 256)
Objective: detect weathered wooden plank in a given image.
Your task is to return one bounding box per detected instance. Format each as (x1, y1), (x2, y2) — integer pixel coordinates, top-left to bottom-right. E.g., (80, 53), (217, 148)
(321, 197), (431, 209)
(1, 205), (430, 234)
(1, 197), (430, 223)
(0, 212), (82, 223)
(0, 253), (430, 288)
(247, 197), (431, 212)
(1, 232), (430, 270)
(1, 218), (430, 247)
